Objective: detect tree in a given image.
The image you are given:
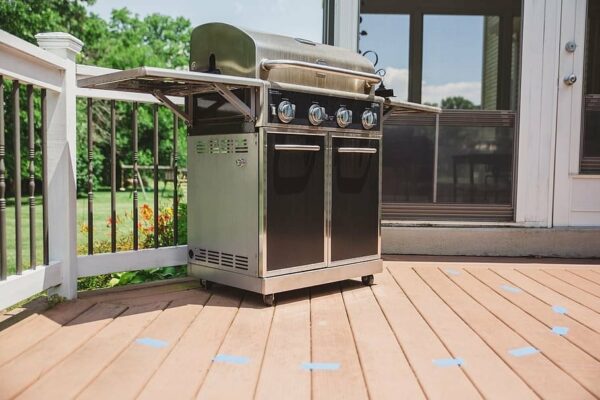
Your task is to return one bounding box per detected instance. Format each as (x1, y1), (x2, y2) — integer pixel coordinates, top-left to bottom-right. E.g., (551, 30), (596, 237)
(441, 96), (479, 110)
(1, 2), (192, 193)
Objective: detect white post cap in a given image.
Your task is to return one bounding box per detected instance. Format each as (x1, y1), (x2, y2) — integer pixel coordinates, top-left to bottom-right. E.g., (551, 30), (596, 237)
(35, 32), (83, 61)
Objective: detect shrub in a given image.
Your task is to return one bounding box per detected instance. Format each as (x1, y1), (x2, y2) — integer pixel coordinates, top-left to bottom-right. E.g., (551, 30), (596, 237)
(77, 202), (188, 290)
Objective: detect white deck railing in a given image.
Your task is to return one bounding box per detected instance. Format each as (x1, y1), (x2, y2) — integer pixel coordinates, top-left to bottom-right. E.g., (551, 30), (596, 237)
(0, 30), (187, 310)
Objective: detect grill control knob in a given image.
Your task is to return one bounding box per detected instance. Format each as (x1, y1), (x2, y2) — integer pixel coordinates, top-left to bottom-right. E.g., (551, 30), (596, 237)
(277, 101), (296, 123)
(308, 104), (328, 126)
(361, 109), (378, 130)
(336, 107), (353, 128)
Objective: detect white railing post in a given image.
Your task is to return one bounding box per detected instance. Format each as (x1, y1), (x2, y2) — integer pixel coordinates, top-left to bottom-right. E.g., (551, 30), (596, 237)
(35, 32), (83, 300)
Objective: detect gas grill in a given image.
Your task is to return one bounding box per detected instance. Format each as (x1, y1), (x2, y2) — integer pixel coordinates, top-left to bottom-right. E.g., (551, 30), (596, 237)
(78, 23), (439, 305)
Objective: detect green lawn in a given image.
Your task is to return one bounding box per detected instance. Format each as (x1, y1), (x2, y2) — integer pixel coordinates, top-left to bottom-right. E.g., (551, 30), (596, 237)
(2, 182), (186, 276)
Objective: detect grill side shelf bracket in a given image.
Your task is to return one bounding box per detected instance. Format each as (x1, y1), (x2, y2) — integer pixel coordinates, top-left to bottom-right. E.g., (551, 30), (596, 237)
(212, 82), (256, 122)
(152, 90), (192, 126)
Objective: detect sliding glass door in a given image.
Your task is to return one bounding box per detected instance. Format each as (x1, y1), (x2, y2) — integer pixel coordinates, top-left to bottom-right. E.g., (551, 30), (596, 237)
(360, 0), (521, 221)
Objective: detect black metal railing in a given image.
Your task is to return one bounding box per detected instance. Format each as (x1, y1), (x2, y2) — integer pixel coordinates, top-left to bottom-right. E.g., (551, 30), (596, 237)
(82, 98), (184, 255)
(0, 76), (49, 280)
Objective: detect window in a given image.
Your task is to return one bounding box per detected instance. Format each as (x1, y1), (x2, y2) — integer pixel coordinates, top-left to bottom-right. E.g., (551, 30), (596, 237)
(360, 0), (521, 221)
(359, 14), (410, 100)
(581, 0), (600, 173)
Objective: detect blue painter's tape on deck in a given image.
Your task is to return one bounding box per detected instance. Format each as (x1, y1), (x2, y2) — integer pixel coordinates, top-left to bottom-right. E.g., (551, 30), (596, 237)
(509, 346), (540, 357)
(433, 358), (464, 367)
(445, 269), (461, 276)
(500, 284), (522, 293)
(301, 362), (340, 371)
(136, 337), (168, 349)
(552, 305), (568, 315)
(552, 326), (569, 336)
(213, 354), (250, 365)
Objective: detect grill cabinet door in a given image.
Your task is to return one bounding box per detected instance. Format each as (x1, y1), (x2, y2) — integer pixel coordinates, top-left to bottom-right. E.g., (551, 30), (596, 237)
(266, 133), (325, 271)
(331, 137), (380, 262)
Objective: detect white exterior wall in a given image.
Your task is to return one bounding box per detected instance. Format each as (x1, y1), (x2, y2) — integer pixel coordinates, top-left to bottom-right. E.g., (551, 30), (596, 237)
(336, 0), (600, 230)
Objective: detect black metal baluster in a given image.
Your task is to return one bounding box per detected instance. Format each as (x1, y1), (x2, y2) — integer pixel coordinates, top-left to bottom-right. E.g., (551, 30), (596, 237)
(153, 104), (159, 248)
(87, 98), (93, 254)
(27, 85), (35, 269)
(110, 100), (116, 253)
(41, 89), (48, 266)
(132, 102), (139, 250)
(0, 77), (6, 279)
(13, 81), (22, 274)
(172, 113), (178, 246)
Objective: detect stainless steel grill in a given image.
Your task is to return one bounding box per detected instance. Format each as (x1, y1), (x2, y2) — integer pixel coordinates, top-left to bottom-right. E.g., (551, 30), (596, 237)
(78, 23), (439, 305)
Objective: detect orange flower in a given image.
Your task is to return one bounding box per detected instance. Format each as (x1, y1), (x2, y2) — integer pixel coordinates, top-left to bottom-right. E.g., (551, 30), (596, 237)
(141, 204), (153, 221)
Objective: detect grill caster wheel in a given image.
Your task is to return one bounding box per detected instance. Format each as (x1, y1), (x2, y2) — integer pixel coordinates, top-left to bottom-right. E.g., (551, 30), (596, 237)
(361, 275), (374, 286)
(263, 294), (275, 307)
(201, 279), (213, 290)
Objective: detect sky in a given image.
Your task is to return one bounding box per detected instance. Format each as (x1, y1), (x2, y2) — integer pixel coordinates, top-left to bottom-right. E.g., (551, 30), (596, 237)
(89, 0), (324, 42)
(89, 1), (484, 104)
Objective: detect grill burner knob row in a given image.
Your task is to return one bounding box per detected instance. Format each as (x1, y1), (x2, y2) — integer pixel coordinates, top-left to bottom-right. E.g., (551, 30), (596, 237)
(336, 107), (353, 128)
(308, 104), (328, 126)
(277, 101), (296, 123)
(361, 109), (378, 130)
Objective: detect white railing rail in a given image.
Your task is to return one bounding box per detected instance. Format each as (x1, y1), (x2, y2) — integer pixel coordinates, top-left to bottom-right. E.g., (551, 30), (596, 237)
(0, 30), (187, 310)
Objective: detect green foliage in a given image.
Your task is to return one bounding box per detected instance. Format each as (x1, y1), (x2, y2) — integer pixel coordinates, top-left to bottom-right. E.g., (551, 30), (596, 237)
(77, 202), (188, 290)
(108, 266), (187, 287)
(1, 2), (191, 194)
(441, 96), (479, 110)
(0, 0), (95, 45)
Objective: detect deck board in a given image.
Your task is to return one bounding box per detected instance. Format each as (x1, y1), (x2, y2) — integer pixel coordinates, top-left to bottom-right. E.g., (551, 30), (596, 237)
(0, 259), (599, 399)
(493, 268), (600, 333)
(543, 269), (600, 298)
(254, 290), (312, 400)
(468, 268), (600, 361)
(569, 269), (600, 286)
(447, 268), (600, 397)
(195, 295), (274, 400)
(415, 267), (594, 400)
(341, 280), (425, 399)
(519, 269), (600, 313)
(371, 270), (481, 400)
(310, 286), (369, 400)
(77, 290), (210, 400)
(388, 265), (538, 400)
(137, 290), (242, 400)
(0, 302), (126, 400)
(16, 301), (168, 400)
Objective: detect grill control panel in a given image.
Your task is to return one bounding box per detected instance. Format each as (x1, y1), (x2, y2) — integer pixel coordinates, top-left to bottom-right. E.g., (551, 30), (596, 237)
(267, 88), (381, 131)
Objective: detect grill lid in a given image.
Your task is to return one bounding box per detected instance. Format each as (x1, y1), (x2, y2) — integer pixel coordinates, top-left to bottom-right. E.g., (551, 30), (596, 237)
(190, 23), (380, 94)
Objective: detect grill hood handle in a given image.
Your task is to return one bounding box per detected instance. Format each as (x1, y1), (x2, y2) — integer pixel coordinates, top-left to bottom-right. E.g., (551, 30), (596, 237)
(260, 59), (382, 88)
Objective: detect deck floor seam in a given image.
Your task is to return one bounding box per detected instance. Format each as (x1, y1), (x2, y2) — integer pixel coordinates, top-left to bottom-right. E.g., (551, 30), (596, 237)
(490, 268), (600, 333)
(339, 283), (372, 400)
(458, 268), (597, 398)
(410, 266), (537, 399)
(192, 293), (245, 399)
(468, 268), (600, 363)
(134, 292), (214, 398)
(542, 270), (600, 300)
(387, 267), (486, 399)
(517, 269), (600, 314)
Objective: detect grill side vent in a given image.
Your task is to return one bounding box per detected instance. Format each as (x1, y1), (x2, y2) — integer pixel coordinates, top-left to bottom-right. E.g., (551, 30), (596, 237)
(192, 248), (249, 271)
(196, 138), (248, 155)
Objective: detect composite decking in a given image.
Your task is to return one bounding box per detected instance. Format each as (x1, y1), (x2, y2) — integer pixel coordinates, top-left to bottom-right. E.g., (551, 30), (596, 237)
(1, 257), (599, 399)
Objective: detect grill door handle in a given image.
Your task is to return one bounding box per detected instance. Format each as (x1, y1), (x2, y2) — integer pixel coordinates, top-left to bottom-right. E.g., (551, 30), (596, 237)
(337, 147), (378, 154)
(274, 144), (321, 152)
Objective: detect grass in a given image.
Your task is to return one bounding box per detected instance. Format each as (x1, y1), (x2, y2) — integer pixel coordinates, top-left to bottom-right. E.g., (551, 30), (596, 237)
(2, 181), (186, 276)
